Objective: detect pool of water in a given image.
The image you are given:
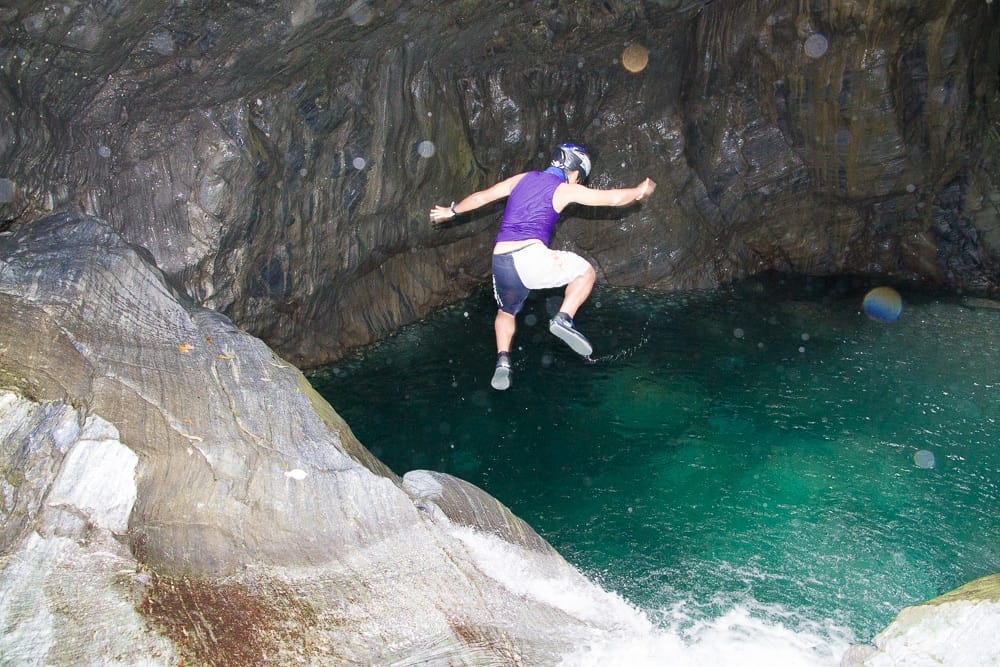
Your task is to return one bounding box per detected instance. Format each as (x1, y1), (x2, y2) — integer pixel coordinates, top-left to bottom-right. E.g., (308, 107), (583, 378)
(308, 276), (1000, 662)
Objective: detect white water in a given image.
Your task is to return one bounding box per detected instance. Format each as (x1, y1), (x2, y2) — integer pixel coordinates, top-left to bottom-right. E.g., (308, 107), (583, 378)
(555, 605), (854, 667)
(452, 524), (855, 667)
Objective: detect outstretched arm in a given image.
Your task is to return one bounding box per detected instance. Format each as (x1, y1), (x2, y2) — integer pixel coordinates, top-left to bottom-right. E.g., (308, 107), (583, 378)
(553, 177), (656, 212)
(430, 173), (526, 224)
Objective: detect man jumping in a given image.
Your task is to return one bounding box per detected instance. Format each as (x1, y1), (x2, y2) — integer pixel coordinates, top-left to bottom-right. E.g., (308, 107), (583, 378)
(430, 143), (656, 390)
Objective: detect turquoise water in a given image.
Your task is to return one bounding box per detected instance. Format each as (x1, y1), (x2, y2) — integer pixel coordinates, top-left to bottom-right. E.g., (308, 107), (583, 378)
(308, 277), (1000, 657)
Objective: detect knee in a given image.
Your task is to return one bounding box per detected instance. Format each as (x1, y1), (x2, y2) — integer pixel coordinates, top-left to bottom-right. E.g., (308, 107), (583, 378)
(569, 266), (595, 287)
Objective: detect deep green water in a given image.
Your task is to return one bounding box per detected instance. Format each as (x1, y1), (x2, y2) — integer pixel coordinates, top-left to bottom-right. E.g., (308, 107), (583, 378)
(308, 277), (1000, 659)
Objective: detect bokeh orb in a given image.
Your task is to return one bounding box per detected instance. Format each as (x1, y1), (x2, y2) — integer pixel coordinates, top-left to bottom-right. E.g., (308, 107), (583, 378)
(0, 178), (15, 204)
(621, 44), (649, 73)
(347, 1), (374, 26)
(416, 140), (436, 158)
(804, 33), (829, 58)
(863, 287), (903, 323)
(914, 449), (936, 469)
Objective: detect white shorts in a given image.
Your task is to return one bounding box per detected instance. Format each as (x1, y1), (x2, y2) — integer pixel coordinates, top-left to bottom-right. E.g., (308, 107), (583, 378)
(510, 243), (593, 289)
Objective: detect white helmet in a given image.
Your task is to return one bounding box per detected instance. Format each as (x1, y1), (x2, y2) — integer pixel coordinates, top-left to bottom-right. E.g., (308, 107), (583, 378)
(551, 143), (591, 180)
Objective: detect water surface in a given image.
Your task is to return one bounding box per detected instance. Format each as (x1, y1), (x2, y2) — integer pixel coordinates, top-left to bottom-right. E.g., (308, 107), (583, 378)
(309, 277), (1000, 663)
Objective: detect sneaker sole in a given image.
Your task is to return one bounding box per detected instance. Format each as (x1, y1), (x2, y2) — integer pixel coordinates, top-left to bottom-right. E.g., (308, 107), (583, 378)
(491, 365), (511, 391)
(549, 320), (593, 356)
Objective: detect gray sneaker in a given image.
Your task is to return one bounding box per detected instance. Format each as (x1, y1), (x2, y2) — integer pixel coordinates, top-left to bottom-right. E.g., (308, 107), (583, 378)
(491, 353), (512, 390)
(549, 312), (593, 356)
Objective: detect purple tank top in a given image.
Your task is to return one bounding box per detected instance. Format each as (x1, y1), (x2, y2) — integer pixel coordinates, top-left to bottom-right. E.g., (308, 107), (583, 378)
(496, 171), (563, 245)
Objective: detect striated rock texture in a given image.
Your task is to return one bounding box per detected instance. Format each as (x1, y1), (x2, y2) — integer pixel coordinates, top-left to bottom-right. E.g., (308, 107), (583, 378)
(1, 0), (997, 367)
(0, 213), (643, 665)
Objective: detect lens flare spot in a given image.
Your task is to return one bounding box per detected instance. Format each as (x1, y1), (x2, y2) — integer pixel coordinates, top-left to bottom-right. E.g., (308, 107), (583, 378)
(0, 178), (15, 204)
(416, 140), (436, 158)
(914, 449), (936, 469)
(804, 33), (829, 58)
(621, 44), (649, 73)
(346, 0), (374, 26)
(863, 287), (903, 323)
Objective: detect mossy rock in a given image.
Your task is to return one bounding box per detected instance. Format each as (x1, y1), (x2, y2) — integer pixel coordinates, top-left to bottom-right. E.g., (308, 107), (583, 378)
(927, 574), (1000, 606)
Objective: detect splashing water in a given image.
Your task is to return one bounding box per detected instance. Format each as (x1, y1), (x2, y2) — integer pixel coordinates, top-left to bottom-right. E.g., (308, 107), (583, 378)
(309, 276), (1000, 663)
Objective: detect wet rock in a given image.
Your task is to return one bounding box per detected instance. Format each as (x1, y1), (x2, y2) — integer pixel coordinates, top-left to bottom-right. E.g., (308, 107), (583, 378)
(404, 469), (560, 557)
(0, 1), (996, 365)
(841, 574), (1000, 667)
(0, 212), (636, 664)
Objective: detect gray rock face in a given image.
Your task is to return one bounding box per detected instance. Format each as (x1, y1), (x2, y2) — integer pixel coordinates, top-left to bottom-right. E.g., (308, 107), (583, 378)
(0, 395), (176, 664)
(1, 1), (997, 367)
(1, 1), (999, 663)
(0, 213), (641, 664)
(0, 212), (402, 574)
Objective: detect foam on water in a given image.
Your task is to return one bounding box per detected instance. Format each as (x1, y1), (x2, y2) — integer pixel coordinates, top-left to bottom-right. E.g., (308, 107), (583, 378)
(453, 526), (652, 631)
(556, 605), (852, 667)
(452, 524), (853, 666)
(452, 526), (852, 667)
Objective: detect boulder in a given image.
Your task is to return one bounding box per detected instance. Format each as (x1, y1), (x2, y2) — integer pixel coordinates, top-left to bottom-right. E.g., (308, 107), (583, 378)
(842, 574), (1000, 667)
(0, 213), (636, 665)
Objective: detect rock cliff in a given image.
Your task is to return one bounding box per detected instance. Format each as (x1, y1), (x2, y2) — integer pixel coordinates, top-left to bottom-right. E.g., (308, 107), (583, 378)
(0, 213), (639, 664)
(1, 0), (997, 366)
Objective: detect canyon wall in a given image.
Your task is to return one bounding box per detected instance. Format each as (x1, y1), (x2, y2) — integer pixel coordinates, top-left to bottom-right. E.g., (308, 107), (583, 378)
(2, 0), (996, 367)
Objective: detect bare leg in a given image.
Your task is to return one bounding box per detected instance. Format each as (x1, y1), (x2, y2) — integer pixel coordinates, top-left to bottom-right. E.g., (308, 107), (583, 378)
(491, 310), (516, 390)
(549, 266), (596, 357)
(495, 310), (516, 353)
(559, 265), (596, 318)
